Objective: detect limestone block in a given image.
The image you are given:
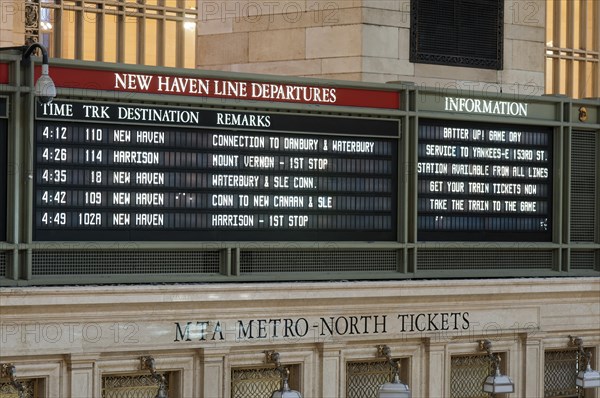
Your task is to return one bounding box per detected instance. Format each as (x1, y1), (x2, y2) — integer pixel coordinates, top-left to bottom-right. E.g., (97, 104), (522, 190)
(504, 0), (545, 28)
(398, 28), (410, 60)
(505, 24), (544, 42)
(198, 18), (233, 35)
(322, 56), (362, 74)
(232, 14), (280, 33)
(307, 0), (362, 11)
(363, 25), (399, 58)
(511, 40), (545, 71)
(362, 72), (401, 84)
(363, 7), (410, 28)
(198, 0), (306, 21)
(248, 0), (306, 16)
(197, 32), (249, 66)
(415, 63), (498, 82)
(316, 72), (363, 81)
(233, 7), (358, 33)
(306, 24), (362, 58)
(249, 28), (306, 62)
(230, 59), (323, 76)
(317, 6), (362, 27)
(362, 0), (406, 11)
(199, 64), (234, 71)
(363, 56), (413, 76)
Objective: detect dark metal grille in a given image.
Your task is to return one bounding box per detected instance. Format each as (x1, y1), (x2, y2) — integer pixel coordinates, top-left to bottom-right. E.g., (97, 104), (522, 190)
(0, 252), (6, 277)
(239, 250), (397, 273)
(102, 374), (169, 398)
(411, 0), (504, 69)
(570, 251), (597, 269)
(544, 350), (581, 398)
(0, 379), (36, 398)
(570, 131), (597, 242)
(450, 355), (491, 398)
(346, 360), (391, 398)
(32, 250), (220, 275)
(418, 250), (553, 270)
(231, 365), (299, 398)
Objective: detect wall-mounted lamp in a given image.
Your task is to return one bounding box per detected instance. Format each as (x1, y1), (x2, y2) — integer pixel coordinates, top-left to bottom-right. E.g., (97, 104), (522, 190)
(479, 340), (514, 395)
(0, 363), (25, 396)
(0, 43), (56, 104)
(265, 351), (302, 398)
(376, 345), (411, 398)
(569, 336), (600, 389)
(140, 356), (168, 398)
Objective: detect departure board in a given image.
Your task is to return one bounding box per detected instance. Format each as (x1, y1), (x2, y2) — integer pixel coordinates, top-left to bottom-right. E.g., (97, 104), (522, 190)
(34, 101), (398, 241)
(0, 97), (7, 241)
(418, 119), (552, 241)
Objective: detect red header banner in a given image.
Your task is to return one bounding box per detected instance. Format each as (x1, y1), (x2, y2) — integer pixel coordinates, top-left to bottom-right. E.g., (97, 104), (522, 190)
(0, 63), (8, 84)
(36, 66), (400, 109)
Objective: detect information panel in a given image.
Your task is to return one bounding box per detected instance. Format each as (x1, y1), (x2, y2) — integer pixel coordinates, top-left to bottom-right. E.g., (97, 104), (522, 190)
(34, 101), (398, 241)
(0, 97), (7, 241)
(418, 119), (552, 241)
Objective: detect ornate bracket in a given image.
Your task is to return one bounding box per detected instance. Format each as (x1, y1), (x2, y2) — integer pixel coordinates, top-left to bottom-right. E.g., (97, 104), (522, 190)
(0, 363), (25, 394)
(265, 350), (291, 390)
(140, 356), (168, 398)
(377, 345), (402, 381)
(570, 336), (593, 368)
(479, 340), (501, 374)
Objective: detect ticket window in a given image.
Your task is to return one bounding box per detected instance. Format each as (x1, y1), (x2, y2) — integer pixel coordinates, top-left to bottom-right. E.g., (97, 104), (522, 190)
(101, 372), (175, 398)
(231, 365), (301, 398)
(450, 353), (509, 398)
(346, 358), (410, 398)
(0, 379), (44, 398)
(544, 348), (597, 398)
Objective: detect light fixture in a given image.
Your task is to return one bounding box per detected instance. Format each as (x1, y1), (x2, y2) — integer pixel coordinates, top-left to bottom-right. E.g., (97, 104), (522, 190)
(570, 336), (600, 389)
(0, 363), (25, 397)
(376, 345), (411, 398)
(140, 356), (168, 398)
(265, 350), (302, 398)
(479, 340), (514, 395)
(0, 43), (56, 104)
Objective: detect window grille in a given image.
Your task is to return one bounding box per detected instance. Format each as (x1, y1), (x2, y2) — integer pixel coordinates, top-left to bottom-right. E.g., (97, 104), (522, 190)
(0, 379), (38, 398)
(346, 360), (392, 398)
(0, 252), (6, 277)
(450, 354), (492, 398)
(410, 0), (504, 70)
(38, 0), (197, 67)
(231, 365), (300, 398)
(544, 349), (583, 398)
(31, 250), (220, 275)
(570, 131), (597, 242)
(102, 373), (170, 398)
(240, 250), (398, 273)
(545, 0), (600, 98)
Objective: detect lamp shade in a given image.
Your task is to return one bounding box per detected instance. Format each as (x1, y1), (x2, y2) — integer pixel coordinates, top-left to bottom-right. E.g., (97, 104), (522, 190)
(271, 390), (302, 398)
(378, 381), (411, 398)
(155, 382), (168, 398)
(575, 364), (600, 388)
(271, 379), (302, 398)
(482, 370), (514, 394)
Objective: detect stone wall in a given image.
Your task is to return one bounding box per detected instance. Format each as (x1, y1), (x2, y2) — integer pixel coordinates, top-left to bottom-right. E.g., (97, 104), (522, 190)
(196, 0), (545, 95)
(0, 0), (25, 47)
(1, 278), (599, 397)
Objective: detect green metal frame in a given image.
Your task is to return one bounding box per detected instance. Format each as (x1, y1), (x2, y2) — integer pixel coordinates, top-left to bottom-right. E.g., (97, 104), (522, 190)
(1, 56), (598, 285)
